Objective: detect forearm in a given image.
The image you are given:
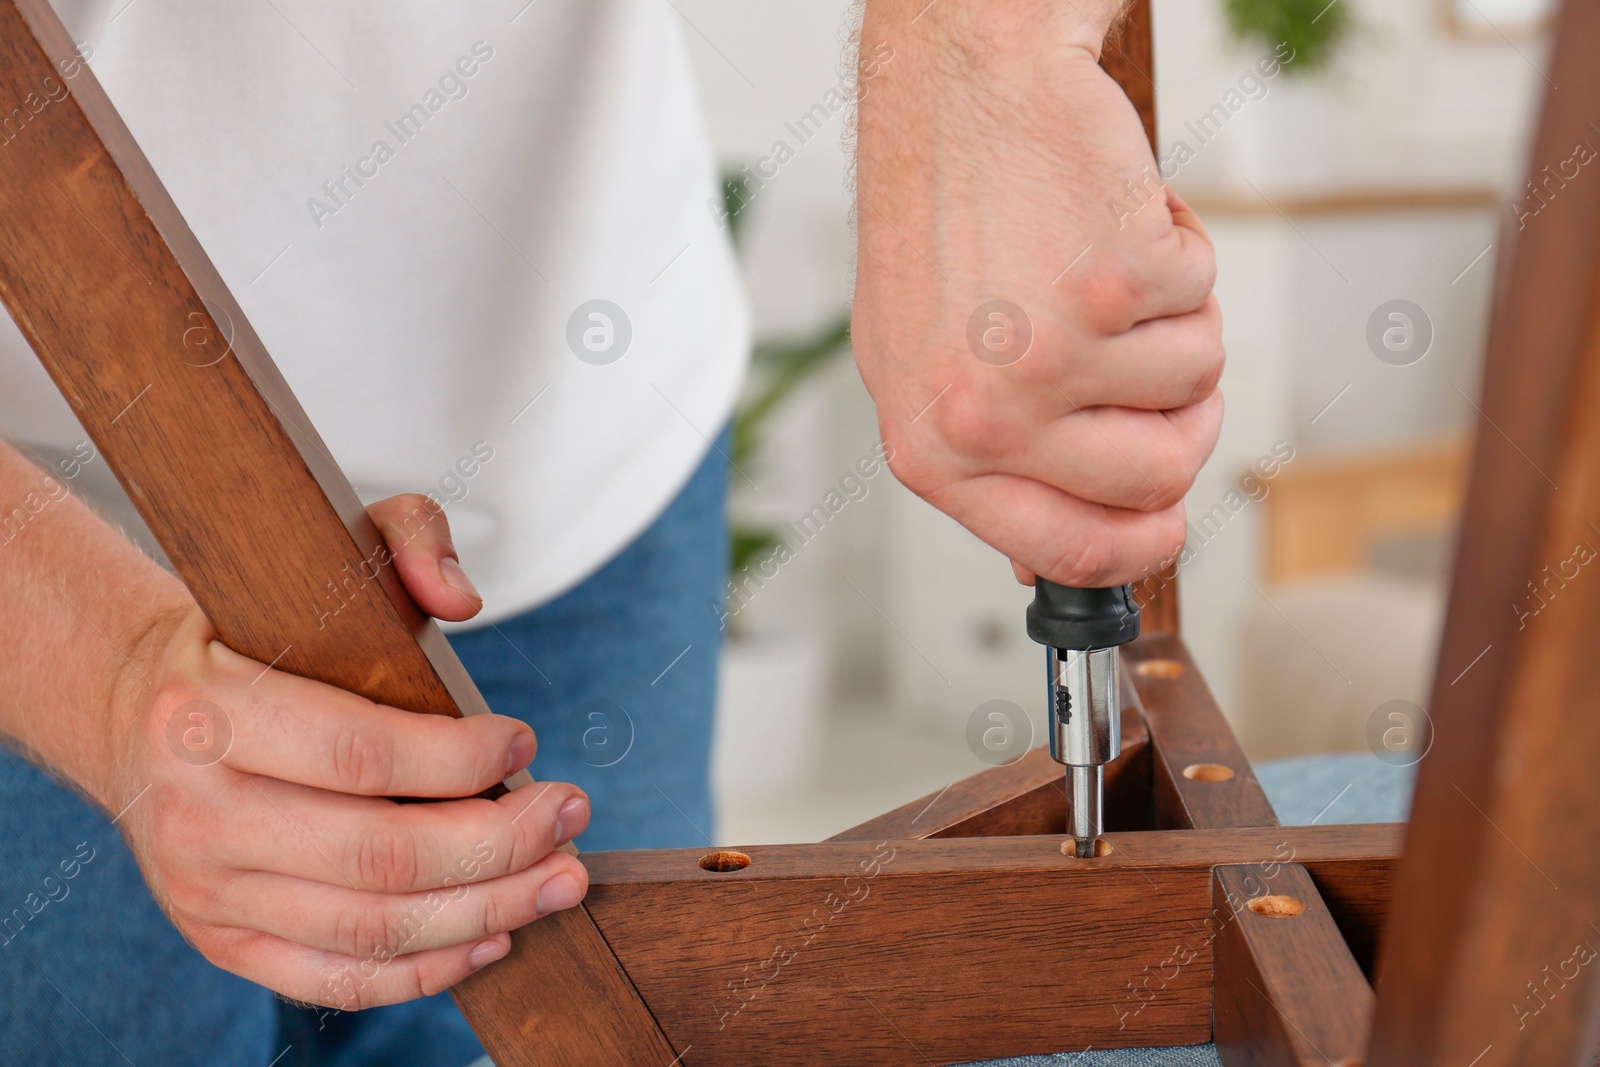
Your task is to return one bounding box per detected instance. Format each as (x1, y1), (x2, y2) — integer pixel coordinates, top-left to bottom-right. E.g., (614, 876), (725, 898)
(0, 439), (188, 807)
(854, 0), (1149, 340)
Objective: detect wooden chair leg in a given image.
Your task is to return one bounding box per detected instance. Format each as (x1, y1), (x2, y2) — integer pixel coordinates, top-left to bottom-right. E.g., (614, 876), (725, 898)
(1213, 863), (1373, 1067)
(0, 3), (680, 1062)
(1367, 2), (1600, 1062)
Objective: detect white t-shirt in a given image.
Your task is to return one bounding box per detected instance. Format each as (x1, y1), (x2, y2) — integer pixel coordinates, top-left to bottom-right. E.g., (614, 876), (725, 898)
(4, 0), (747, 623)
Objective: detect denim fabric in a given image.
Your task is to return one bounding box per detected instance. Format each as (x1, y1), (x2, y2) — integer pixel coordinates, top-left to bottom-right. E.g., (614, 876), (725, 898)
(0, 763), (281, 1067)
(0, 433), (729, 1067)
(963, 752), (1415, 1067)
(443, 430), (730, 853)
(959, 1050), (1220, 1067)
(1254, 752), (1415, 826)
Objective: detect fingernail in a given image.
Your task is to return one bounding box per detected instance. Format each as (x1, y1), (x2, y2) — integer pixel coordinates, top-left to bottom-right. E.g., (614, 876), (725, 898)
(556, 795), (590, 847)
(537, 872), (584, 914)
(440, 556), (481, 602)
(467, 935), (509, 970)
(505, 730), (535, 776)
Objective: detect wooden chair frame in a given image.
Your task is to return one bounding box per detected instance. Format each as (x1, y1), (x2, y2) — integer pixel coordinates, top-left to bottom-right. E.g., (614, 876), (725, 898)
(2, 0), (1597, 1063)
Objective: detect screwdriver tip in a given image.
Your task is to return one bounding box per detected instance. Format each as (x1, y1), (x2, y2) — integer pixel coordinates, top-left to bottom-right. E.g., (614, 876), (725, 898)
(1072, 835), (1096, 859)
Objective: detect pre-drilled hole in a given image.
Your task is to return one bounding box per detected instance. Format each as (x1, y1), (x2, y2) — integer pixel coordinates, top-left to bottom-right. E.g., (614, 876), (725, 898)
(698, 850), (751, 872)
(1059, 839), (1116, 858)
(1182, 763), (1235, 782)
(1135, 659), (1185, 679)
(1247, 894), (1304, 918)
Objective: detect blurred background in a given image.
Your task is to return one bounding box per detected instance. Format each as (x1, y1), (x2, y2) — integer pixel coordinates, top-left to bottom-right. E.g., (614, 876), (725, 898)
(685, 0), (1554, 843)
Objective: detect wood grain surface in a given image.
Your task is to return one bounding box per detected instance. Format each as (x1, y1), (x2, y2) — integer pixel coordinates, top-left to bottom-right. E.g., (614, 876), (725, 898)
(828, 708), (1151, 843)
(1212, 864), (1373, 1066)
(1304, 849), (1396, 980)
(1102, 0), (1180, 638)
(1366, 2), (1600, 1063)
(1101, 0), (1158, 165)
(581, 825), (1400, 1066)
(0, 3), (675, 1063)
(1124, 636), (1280, 831)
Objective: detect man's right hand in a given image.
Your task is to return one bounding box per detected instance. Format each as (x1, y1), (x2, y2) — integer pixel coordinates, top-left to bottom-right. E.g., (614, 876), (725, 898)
(852, 0), (1224, 590)
(94, 494), (588, 1009)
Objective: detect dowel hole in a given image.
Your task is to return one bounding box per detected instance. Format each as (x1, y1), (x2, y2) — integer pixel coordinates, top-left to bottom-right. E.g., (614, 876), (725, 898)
(1058, 839), (1116, 858)
(1246, 894), (1305, 918)
(698, 850), (751, 873)
(1182, 763), (1235, 782)
(1134, 659), (1185, 679)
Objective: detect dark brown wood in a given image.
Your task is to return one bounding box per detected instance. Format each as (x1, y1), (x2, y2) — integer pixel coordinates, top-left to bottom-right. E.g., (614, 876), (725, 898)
(1212, 864), (1373, 1066)
(1134, 560), (1182, 636)
(1305, 853), (1396, 980)
(1100, 0), (1157, 152)
(1101, 0), (1180, 639)
(580, 825), (1399, 1067)
(1125, 636), (1280, 831)
(1367, 2), (1600, 1063)
(451, 907), (678, 1067)
(588, 825), (1400, 889)
(0, 4), (676, 1064)
(828, 707), (1150, 842)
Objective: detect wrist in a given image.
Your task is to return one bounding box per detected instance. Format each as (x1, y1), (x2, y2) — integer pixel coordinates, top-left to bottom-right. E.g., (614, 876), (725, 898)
(863, 0), (1126, 61)
(91, 585), (191, 812)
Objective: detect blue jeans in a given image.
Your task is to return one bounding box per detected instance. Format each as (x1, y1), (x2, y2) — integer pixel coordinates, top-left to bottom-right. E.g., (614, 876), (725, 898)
(0, 436), (728, 1067)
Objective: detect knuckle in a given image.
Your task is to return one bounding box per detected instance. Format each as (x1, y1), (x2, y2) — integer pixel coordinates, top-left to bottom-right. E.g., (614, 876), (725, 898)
(162, 868), (228, 925)
(144, 783), (208, 867)
(187, 925), (238, 974)
(881, 432), (934, 496)
(331, 723), (398, 795)
(1154, 508), (1190, 563)
(477, 886), (510, 937)
(1133, 437), (1198, 513)
(461, 728), (507, 796)
(930, 386), (1011, 464)
(502, 811), (551, 878)
(1078, 259), (1144, 332)
(1044, 537), (1114, 588)
(1132, 477), (1183, 515)
(1193, 244), (1219, 292)
(500, 822), (528, 878)
(414, 963), (451, 1000)
(1186, 335), (1226, 407)
(353, 823), (421, 892)
(333, 903), (393, 959)
(317, 959), (382, 1010)
(384, 494), (449, 551)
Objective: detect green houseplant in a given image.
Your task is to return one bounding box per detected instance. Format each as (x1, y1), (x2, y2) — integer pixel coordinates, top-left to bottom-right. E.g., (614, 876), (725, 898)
(1222, 0), (1356, 75)
(713, 169), (851, 806)
(721, 172), (852, 586)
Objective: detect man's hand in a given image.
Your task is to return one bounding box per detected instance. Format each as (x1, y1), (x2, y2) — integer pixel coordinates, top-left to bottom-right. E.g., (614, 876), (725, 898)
(853, 0), (1223, 587)
(91, 494), (587, 1009)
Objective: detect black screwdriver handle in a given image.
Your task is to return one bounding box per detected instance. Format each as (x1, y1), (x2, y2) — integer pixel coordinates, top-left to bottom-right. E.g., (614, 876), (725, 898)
(1026, 580), (1140, 651)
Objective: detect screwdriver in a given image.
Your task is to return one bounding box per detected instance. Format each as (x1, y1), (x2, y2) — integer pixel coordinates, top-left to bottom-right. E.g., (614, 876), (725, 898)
(1026, 581), (1141, 857)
